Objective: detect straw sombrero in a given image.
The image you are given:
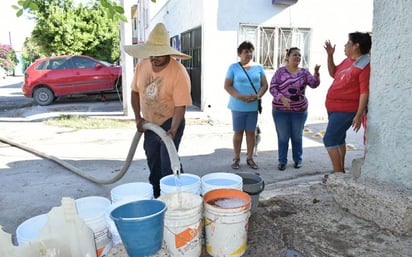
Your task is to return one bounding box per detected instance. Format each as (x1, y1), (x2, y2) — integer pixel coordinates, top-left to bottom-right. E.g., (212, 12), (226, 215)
(124, 23), (191, 60)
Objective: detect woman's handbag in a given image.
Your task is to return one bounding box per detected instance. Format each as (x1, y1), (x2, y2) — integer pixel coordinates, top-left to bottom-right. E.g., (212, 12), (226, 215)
(239, 62), (262, 114)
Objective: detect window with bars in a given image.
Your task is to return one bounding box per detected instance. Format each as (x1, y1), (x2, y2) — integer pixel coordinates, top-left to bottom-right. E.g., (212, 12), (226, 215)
(240, 25), (311, 70)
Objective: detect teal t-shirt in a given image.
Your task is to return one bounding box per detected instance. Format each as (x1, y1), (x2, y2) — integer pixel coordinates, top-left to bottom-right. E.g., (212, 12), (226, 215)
(226, 62), (265, 112)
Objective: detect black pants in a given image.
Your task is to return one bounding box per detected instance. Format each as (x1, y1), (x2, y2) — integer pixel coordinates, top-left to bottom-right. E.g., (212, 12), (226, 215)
(143, 118), (185, 198)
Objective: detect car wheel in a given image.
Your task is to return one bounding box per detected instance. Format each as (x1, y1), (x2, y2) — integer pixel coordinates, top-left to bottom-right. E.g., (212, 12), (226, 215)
(33, 87), (55, 106)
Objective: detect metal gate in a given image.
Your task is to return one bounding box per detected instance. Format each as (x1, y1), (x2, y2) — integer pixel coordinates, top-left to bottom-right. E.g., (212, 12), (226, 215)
(180, 27), (202, 107)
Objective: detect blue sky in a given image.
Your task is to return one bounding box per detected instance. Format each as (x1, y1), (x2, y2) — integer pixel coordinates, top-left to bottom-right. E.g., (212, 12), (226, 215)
(0, 1), (35, 51)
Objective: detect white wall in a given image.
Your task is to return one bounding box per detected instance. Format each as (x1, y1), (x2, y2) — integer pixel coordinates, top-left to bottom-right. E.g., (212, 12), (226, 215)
(362, 0), (412, 188)
(150, 0), (373, 122)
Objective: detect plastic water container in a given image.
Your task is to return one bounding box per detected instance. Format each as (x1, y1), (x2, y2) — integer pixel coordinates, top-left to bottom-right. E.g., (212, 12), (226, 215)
(201, 172), (243, 196)
(16, 213), (48, 246)
(110, 182), (153, 203)
(76, 196), (112, 257)
(160, 173), (201, 195)
(203, 189), (251, 257)
(110, 200), (167, 257)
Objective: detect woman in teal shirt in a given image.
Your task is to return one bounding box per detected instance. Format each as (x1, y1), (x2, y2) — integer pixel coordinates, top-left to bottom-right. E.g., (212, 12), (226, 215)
(224, 41), (268, 170)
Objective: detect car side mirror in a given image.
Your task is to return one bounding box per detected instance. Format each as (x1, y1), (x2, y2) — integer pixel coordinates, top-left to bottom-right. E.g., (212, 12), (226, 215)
(96, 63), (103, 69)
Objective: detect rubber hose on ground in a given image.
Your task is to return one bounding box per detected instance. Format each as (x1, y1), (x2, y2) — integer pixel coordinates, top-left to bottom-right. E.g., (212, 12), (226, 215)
(0, 122), (181, 184)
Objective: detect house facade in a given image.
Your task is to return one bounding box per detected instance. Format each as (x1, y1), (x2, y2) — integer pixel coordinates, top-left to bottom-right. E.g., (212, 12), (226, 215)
(145, 0), (373, 122)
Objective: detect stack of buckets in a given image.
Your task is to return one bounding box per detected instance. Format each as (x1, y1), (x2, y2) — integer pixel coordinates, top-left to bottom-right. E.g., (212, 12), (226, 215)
(15, 196), (113, 257)
(107, 182), (154, 245)
(109, 172), (264, 257)
(75, 196), (113, 257)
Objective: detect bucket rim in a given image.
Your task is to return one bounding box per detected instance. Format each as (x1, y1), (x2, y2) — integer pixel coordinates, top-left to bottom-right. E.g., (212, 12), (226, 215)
(160, 173), (201, 185)
(110, 199), (167, 222)
(111, 182), (153, 194)
(201, 172), (242, 181)
(203, 188), (251, 210)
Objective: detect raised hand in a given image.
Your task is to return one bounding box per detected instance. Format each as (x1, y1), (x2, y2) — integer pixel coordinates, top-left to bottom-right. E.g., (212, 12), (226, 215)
(323, 40), (335, 56)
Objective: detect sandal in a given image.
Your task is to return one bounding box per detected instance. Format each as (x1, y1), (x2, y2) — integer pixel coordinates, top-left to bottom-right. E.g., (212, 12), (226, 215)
(231, 158), (240, 169)
(322, 170), (345, 184)
(247, 158), (259, 169)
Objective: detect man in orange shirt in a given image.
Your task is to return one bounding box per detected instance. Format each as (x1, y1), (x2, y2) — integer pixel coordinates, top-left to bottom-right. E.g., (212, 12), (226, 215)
(124, 23), (192, 198)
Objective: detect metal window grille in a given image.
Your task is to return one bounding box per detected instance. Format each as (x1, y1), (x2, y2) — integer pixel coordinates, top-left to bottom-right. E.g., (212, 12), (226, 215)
(240, 24), (311, 70)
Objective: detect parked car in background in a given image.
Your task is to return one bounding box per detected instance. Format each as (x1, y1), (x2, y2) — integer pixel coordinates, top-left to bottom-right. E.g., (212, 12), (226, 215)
(22, 55), (122, 105)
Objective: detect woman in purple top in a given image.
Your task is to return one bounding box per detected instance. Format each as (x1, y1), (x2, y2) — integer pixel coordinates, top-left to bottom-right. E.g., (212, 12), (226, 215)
(270, 47), (320, 170)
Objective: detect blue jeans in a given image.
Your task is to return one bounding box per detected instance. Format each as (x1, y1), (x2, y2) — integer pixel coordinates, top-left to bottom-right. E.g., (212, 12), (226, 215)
(143, 118), (185, 198)
(272, 110), (308, 165)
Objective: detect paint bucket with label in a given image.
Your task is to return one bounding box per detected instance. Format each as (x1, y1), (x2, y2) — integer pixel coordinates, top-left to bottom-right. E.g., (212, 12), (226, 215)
(159, 192), (203, 257)
(203, 188), (251, 257)
(76, 196), (112, 257)
(160, 173), (201, 195)
(110, 199), (167, 257)
(235, 172), (265, 210)
(201, 172), (243, 196)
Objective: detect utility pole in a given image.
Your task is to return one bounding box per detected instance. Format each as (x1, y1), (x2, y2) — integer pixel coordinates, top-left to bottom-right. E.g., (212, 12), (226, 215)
(120, 0), (135, 118)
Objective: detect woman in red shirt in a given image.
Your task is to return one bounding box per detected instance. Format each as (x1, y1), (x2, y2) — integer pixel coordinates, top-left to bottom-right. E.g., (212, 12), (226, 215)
(323, 32), (371, 178)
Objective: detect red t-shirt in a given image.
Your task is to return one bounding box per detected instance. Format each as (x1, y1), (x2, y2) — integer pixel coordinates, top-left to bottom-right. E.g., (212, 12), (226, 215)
(325, 56), (370, 112)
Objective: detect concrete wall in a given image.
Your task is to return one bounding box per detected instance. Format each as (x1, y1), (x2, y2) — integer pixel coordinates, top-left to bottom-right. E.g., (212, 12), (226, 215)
(150, 0), (373, 123)
(362, 0), (412, 189)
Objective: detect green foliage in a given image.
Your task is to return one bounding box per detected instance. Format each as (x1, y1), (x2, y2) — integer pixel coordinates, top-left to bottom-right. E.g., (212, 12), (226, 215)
(19, 0), (121, 63)
(14, 0), (127, 22)
(20, 37), (43, 70)
(0, 44), (18, 73)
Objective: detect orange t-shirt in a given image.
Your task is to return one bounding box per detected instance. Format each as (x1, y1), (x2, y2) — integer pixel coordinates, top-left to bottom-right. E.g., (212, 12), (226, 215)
(131, 58), (192, 125)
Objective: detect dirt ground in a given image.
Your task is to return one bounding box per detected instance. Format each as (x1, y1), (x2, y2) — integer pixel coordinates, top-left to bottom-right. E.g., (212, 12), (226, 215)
(107, 180), (412, 257)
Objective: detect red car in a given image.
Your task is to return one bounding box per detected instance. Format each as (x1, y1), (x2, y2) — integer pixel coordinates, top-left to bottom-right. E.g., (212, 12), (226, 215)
(22, 55), (122, 105)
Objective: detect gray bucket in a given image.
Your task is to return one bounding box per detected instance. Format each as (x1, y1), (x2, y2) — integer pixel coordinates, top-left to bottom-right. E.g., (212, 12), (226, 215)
(235, 172), (265, 210)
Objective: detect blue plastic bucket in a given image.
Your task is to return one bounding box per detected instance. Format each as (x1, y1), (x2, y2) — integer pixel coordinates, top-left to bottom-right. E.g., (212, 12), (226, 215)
(110, 200), (167, 257)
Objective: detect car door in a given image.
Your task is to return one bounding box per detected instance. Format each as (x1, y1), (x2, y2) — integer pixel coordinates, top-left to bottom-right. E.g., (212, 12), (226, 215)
(41, 57), (78, 96)
(69, 56), (114, 93)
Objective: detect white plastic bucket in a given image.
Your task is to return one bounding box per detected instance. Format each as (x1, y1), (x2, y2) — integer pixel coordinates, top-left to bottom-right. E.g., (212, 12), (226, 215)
(76, 196), (112, 257)
(160, 174), (201, 196)
(203, 189), (251, 257)
(16, 213), (48, 246)
(201, 172), (243, 196)
(110, 182), (153, 203)
(159, 192), (203, 257)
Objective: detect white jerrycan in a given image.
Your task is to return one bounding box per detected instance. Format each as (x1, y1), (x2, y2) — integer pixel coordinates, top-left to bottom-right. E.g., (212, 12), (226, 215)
(0, 197), (97, 257)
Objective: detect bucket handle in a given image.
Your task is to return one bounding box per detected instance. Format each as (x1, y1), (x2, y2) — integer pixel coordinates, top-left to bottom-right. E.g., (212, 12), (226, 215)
(246, 180), (265, 196)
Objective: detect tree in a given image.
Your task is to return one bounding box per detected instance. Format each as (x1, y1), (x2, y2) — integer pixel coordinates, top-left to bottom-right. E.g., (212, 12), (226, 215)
(0, 44), (18, 73)
(19, 0), (121, 63)
(20, 37), (42, 70)
(14, 0), (128, 23)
